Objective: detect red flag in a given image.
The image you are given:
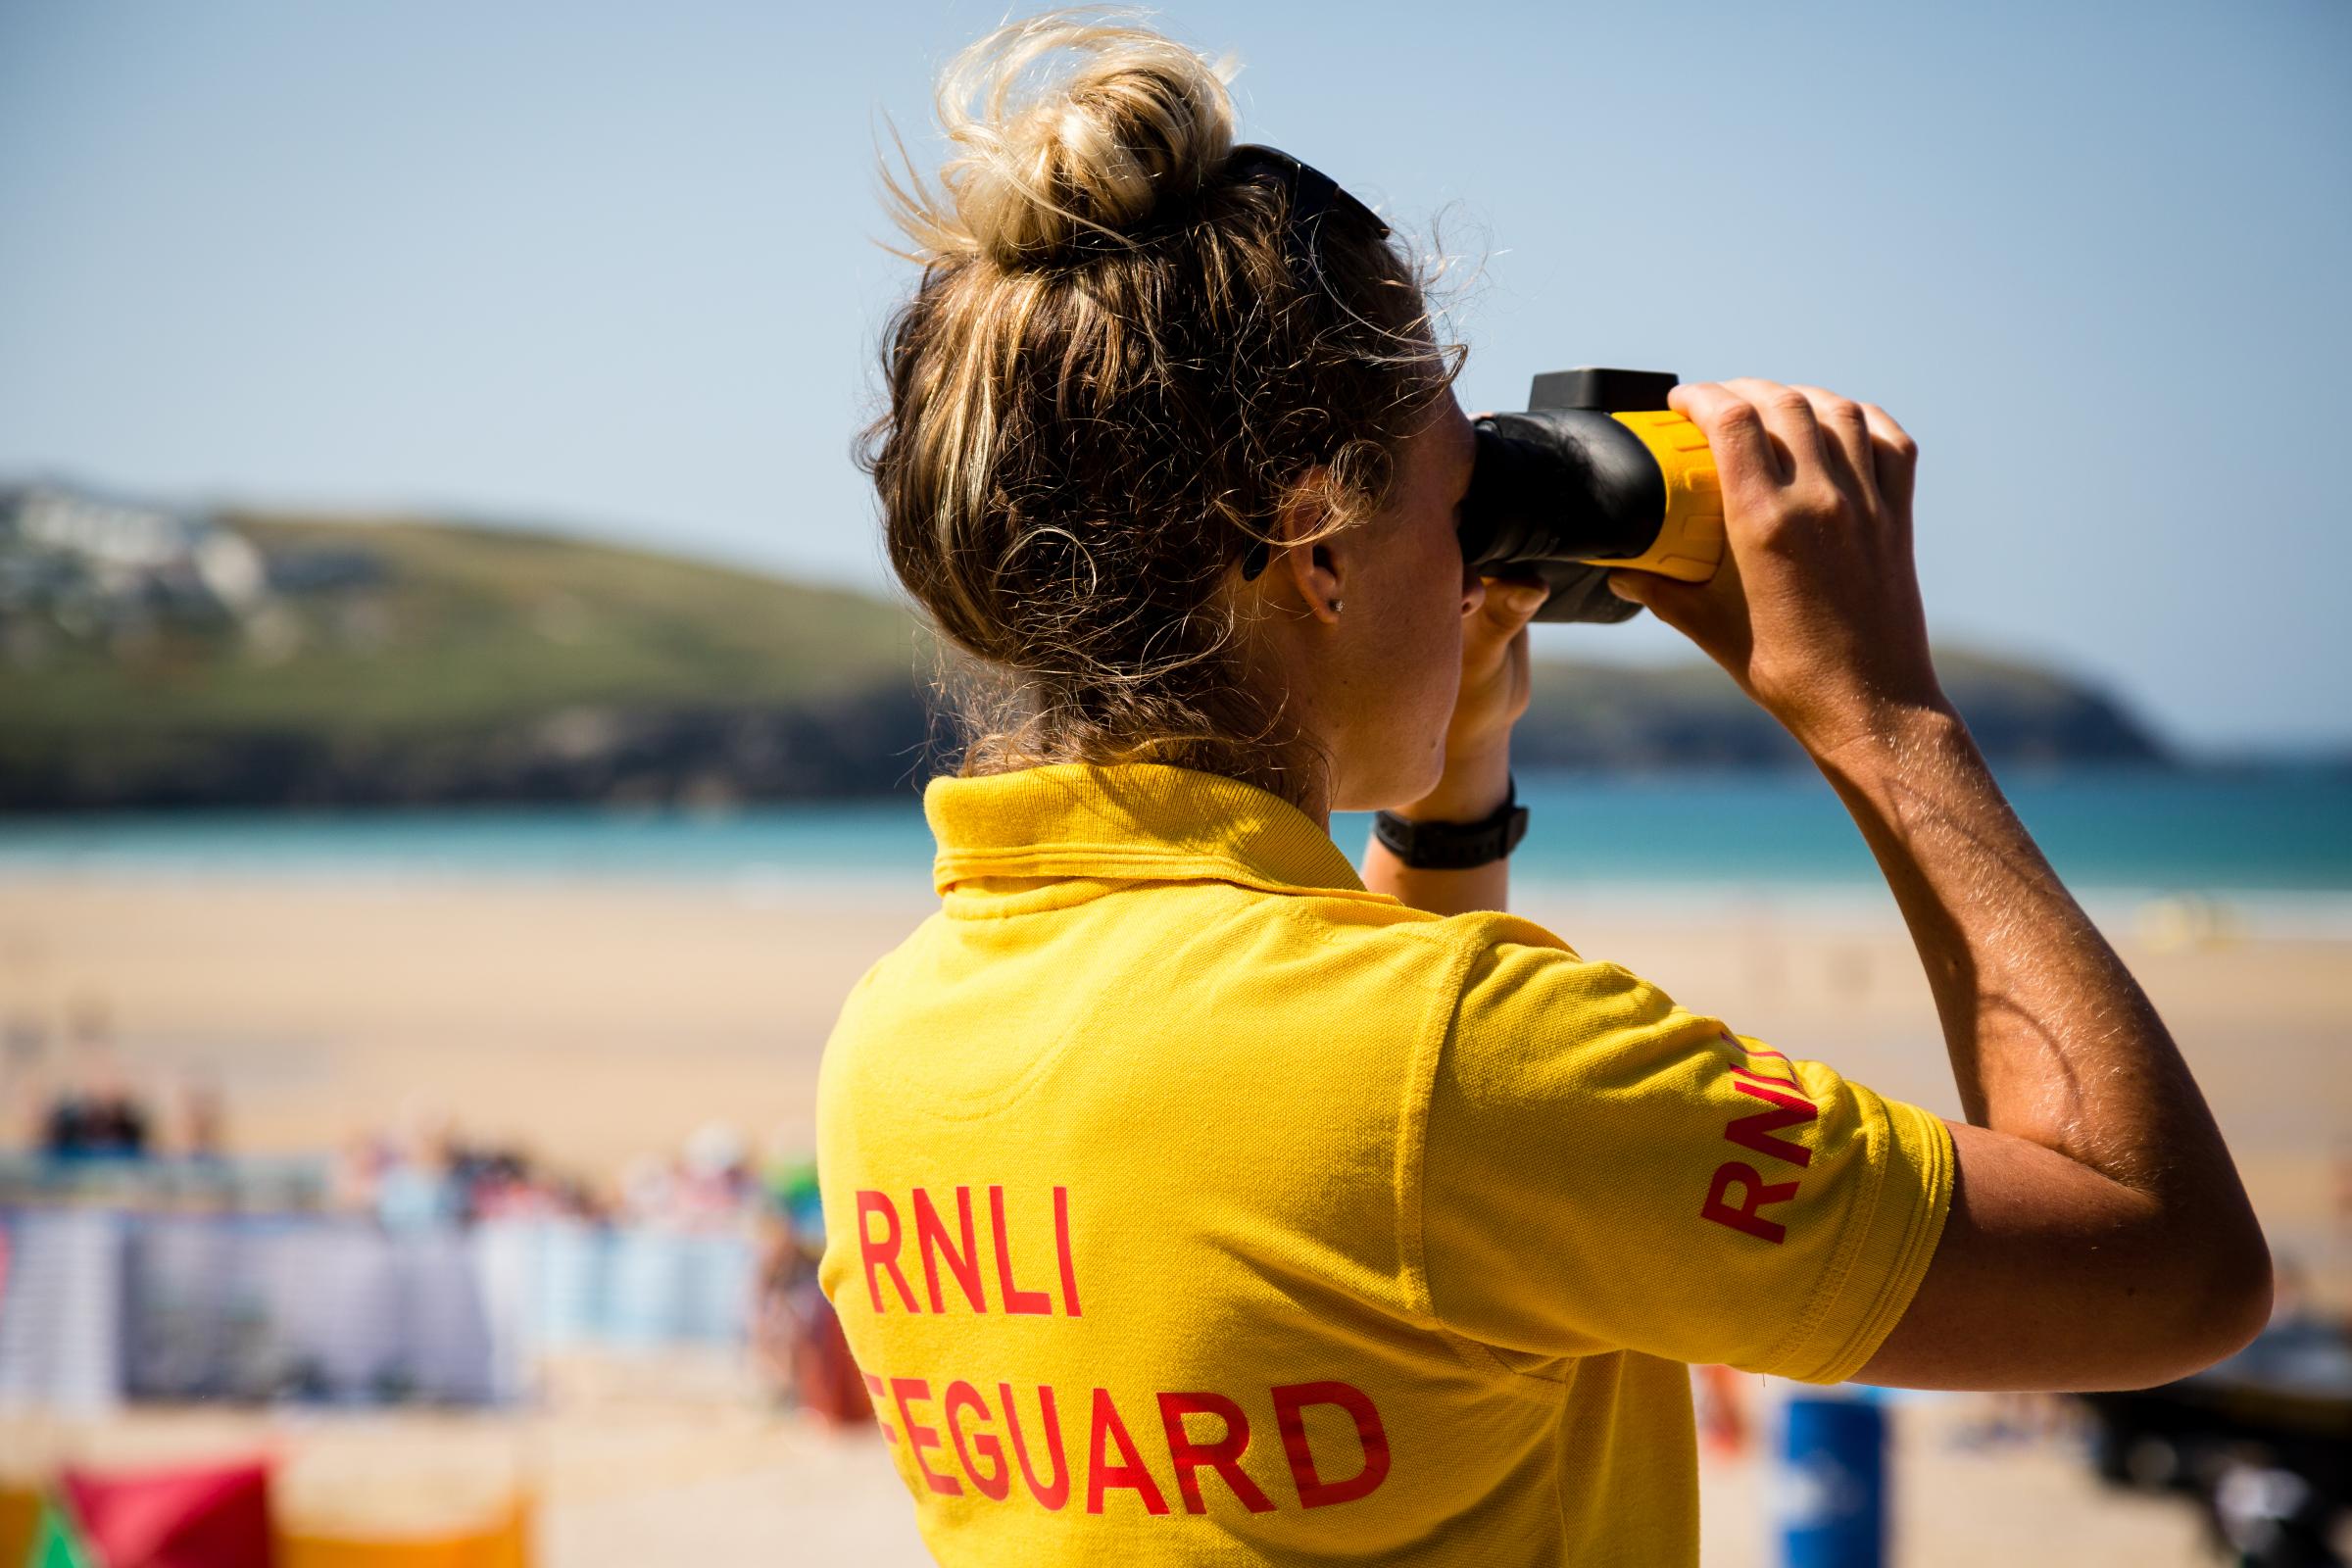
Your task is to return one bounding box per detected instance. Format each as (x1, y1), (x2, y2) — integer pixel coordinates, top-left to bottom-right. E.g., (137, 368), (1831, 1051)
(60, 1455), (274, 1568)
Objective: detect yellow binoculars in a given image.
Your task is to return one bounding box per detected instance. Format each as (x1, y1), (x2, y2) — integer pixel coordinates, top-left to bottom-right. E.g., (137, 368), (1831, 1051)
(1460, 368), (1725, 624)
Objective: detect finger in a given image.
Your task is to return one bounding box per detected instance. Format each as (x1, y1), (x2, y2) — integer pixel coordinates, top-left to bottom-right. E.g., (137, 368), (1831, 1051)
(1856, 401), (1918, 514)
(1786, 384), (1879, 511)
(1667, 381), (1787, 490)
(1604, 566), (1708, 639)
(1610, 564), (1756, 703)
(1718, 377), (1831, 486)
(1476, 577), (1549, 635)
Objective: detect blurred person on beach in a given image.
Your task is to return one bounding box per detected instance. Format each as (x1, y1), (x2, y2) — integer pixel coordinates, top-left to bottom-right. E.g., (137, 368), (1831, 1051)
(754, 1153), (845, 1413)
(814, 9), (2272, 1562)
(372, 1129), (459, 1230)
(38, 998), (152, 1160)
(333, 1117), (612, 1225)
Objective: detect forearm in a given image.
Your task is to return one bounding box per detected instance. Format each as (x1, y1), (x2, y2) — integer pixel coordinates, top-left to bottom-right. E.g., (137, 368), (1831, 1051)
(1811, 703), (2257, 1234)
(1631, 378), (2265, 1387)
(1360, 744), (1513, 917)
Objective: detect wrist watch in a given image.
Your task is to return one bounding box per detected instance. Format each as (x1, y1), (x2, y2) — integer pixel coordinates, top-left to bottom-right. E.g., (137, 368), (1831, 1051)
(1372, 772), (1530, 870)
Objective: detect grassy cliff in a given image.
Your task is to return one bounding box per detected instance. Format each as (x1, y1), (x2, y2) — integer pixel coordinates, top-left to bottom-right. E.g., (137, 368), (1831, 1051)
(0, 508), (2166, 808)
(6, 513), (919, 735)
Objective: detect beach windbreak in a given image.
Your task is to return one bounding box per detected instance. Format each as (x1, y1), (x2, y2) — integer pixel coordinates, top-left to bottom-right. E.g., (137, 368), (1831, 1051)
(814, 760), (1953, 1565)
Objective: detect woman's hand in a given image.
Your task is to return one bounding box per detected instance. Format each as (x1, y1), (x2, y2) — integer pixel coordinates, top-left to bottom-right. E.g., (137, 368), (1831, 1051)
(1365, 574), (1548, 915)
(1395, 576), (1550, 820)
(1602, 378), (1947, 758)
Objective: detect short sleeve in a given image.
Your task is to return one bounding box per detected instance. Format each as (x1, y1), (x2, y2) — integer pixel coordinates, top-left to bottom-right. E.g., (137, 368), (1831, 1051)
(1417, 931), (1954, 1385)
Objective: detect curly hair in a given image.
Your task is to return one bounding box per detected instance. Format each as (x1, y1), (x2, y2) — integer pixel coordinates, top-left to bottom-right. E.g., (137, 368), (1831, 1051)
(858, 6), (1463, 810)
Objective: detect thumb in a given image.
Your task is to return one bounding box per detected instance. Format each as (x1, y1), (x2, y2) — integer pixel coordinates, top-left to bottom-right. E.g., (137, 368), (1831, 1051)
(1606, 568), (1704, 634)
(1481, 578), (1550, 632)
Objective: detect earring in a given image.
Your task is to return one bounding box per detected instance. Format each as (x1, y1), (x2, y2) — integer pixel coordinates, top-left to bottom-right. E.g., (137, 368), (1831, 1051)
(1329, 599), (1344, 613)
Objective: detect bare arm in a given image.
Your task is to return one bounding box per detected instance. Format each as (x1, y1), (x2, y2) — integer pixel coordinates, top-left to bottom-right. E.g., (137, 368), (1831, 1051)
(1819, 707), (2268, 1389)
(1607, 378), (2270, 1392)
(1359, 581), (1549, 918)
(1360, 741), (1514, 917)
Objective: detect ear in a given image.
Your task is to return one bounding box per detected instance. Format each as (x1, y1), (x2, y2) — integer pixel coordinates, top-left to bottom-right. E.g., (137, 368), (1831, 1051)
(1272, 466), (1346, 624)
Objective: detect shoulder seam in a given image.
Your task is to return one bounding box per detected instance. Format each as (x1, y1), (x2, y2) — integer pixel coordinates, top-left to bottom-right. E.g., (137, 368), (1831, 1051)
(1392, 922), (1556, 1384)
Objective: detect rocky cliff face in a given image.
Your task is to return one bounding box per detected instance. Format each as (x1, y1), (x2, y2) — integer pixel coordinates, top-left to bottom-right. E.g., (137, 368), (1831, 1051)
(0, 687), (953, 809)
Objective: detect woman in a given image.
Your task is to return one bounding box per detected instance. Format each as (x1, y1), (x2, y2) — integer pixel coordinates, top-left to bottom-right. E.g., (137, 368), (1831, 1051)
(815, 11), (2270, 1563)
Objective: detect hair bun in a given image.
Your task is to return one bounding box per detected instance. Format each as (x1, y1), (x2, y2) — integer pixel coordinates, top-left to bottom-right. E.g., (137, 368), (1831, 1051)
(886, 10), (1239, 268)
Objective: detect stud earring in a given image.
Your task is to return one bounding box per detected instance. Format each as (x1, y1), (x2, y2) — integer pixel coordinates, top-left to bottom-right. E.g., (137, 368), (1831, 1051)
(1329, 599), (1344, 613)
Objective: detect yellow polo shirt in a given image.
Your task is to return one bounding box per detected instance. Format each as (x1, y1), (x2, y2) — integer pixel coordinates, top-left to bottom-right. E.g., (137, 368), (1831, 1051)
(815, 760), (1952, 1565)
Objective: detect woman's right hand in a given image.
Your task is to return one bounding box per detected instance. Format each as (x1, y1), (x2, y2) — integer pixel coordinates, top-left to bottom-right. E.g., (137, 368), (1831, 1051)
(1617, 384), (2270, 1396)
(1602, 378), (1949, 758)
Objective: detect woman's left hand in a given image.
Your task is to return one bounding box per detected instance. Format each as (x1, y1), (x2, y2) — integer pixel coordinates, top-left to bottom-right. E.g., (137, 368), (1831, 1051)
(1397, 576), (1550, 818)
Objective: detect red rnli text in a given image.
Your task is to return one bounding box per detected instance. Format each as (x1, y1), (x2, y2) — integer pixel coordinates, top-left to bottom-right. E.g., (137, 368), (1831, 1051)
(857, 1185), (1082, 1317)
(859, 1373), (1392, 1517)
(1699, 1043), (1819, 1245)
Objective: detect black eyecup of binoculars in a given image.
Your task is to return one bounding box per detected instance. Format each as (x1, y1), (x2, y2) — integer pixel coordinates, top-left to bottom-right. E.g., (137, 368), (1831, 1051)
(1453, 367), (1689, 625)
(1244, 363), (1689, 627)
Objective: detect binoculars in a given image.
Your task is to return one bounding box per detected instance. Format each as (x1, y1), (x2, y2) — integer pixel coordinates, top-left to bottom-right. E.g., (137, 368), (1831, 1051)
(1460, 368), (1725, 624)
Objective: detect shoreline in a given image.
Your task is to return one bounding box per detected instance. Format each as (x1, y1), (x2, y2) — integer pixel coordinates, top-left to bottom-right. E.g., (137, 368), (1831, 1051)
(3, 766), (2345, 906)
(3, 868), (2344, 1308)
(7, 858), (2351, 942)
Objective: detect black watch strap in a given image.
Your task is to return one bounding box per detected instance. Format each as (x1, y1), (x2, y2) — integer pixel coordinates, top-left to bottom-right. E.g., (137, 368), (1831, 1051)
(1372, 773), (1530, 870)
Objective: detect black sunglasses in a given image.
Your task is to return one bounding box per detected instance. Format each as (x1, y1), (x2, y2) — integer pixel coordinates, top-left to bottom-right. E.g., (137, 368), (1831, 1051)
(1223, 143), (1393, 247)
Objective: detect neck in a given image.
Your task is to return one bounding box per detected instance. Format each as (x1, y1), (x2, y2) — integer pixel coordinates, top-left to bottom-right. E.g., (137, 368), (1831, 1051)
(1298, 775), (1332, 838)
(1216, 585), (1348, 838)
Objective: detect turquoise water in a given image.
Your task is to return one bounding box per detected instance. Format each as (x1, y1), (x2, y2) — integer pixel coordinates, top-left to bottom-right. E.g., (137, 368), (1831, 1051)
(1, 767), (2345, 897)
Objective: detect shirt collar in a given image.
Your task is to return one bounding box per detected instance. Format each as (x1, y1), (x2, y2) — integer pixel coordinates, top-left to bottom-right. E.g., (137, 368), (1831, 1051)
(924, 761), (1388, 901)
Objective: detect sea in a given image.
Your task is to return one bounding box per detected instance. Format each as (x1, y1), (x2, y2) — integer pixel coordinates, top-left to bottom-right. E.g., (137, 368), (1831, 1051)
(2, 766), (2347, 934)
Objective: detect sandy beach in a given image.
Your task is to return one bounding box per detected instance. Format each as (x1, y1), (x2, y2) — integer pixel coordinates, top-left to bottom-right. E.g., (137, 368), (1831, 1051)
(1, 866), (2344, 1563)
(4, 870), (2342, 1287)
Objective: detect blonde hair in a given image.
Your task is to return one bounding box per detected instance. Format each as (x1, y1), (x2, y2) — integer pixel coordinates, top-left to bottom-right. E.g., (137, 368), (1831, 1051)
(860, 7), (1462, 809)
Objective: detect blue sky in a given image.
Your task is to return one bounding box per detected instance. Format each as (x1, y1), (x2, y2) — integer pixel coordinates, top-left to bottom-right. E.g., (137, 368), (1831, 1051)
(2, 1), (2346, 750)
